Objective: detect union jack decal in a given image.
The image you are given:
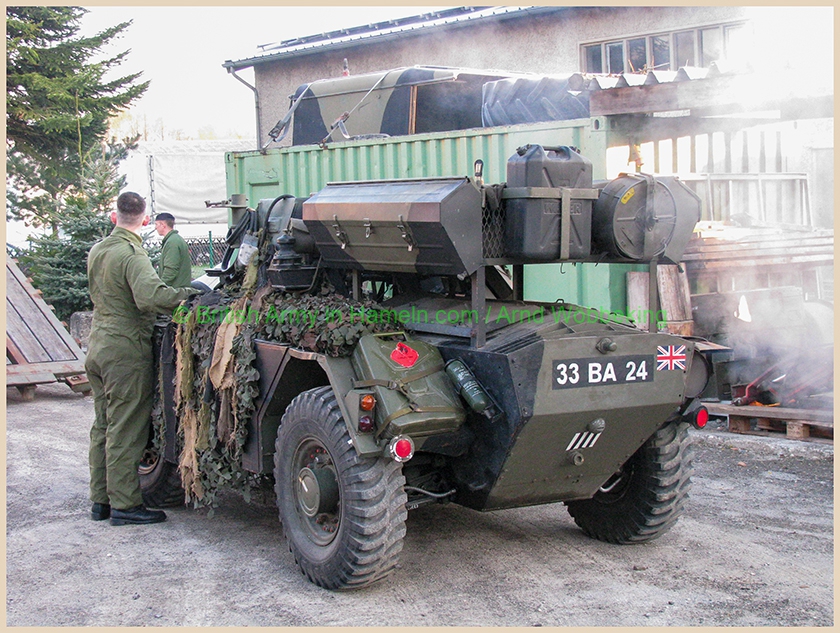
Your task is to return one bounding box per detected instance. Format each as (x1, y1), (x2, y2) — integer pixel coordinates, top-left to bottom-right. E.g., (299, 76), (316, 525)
(656, 345), (687, 371)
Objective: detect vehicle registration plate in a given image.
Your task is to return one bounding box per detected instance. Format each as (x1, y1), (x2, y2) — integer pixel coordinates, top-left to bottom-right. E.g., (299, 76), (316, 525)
(552, 355), (655, 389)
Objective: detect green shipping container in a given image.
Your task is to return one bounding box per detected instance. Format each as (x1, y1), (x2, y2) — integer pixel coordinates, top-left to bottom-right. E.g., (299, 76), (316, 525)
(224, 118), (640, 314)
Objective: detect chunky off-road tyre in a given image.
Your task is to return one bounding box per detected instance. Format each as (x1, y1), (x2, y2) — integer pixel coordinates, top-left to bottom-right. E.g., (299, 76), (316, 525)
(274, 386), (408, 590)
(566, 421), (693, 543)
(139, 454), (184, 508)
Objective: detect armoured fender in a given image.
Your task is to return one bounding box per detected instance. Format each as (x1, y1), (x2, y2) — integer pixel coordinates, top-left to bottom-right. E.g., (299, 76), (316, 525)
(317, 354), (382, 457)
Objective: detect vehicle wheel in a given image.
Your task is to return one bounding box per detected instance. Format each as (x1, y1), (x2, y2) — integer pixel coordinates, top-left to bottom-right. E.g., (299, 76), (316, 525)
(274, 386), (407, 590)
(139, 450), (184, 508)
(566, 421), (693, 544)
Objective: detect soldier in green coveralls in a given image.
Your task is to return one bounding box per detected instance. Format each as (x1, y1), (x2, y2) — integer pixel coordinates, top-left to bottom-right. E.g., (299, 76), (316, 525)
(86, 192), (197, 526)
(153, 212), (192, 288)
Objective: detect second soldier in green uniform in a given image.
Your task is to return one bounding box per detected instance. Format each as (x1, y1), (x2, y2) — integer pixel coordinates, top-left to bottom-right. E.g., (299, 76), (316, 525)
(154, 211), (192, 288)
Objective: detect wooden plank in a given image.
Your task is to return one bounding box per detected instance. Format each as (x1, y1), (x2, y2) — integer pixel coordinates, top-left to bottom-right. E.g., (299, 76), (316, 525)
(682, 246), (834, 262)
(707, 403), (834, 425)
(16, 385), (37, 401)
(6, 358), (86, 378)
(728, 415), (753, 434)
(590, 72), (831, 117)
(5, 367), (59, 386)
(6, 256), (84, 360)
(684, 237), (835, 251)
(626, 269), (694, 334)
(626, 271), (649, 331)
(5, 335), (28, 365)
(682, 243), (834, 260)
(664, 320), (694, 336)
(785, 421), (810, 440)
(684, 237), (834, 253)
(657, 265), (692, 322)
(656, 266), (682, 320)
(684, 254), (833, 270)
(5, 299), (52, 363)
(6, 269), (77, 362)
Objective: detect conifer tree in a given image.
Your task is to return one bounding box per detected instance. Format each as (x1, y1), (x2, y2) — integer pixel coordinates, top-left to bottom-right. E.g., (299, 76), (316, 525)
(6, 6), (149, 318)
(6, 6), (148, 231)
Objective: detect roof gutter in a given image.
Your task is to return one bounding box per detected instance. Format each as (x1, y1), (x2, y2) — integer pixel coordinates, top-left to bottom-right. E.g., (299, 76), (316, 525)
(227, 66), (262, 147)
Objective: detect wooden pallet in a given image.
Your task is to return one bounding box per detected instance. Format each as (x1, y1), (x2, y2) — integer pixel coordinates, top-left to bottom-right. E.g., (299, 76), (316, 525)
(6, 256), (89, 398)
(707, 402), (833, 441)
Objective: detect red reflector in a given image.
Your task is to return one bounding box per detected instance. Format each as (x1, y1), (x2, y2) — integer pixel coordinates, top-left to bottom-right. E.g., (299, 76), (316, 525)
(387, 435), (415, 462)
(390, 342), (419, 368)
(394, 439), (413, 459)
(695, 407), (709, 429)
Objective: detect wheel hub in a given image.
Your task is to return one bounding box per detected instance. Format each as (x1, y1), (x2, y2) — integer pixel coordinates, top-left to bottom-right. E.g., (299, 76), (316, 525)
(297, 466), (339, 517)
(291, 439), (341, 545)
(138, 449), (159, 476)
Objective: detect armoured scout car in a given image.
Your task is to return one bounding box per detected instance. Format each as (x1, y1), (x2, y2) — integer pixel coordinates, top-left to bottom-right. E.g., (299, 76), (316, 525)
(142, 71), (712, 590)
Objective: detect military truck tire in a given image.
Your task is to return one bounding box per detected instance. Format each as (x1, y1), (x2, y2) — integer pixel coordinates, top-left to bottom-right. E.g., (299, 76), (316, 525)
(139, 455), (184, 508)
(274, 386), (408, 590)
(566, 421), (693, 544)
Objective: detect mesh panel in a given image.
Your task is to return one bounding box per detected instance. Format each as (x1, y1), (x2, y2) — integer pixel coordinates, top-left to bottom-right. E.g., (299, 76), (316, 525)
(482, 184), (506, 259)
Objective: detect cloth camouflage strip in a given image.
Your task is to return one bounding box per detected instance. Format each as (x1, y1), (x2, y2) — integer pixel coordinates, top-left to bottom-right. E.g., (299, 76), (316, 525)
(254, 291), (393, 357)
(167, 287), (390, 511)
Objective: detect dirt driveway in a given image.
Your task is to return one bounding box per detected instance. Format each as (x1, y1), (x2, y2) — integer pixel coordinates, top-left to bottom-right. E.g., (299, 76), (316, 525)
(6, 383), (833, 626)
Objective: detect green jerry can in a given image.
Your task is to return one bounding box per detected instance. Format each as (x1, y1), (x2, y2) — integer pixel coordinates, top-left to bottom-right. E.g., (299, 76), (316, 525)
(351, 333), (466, 440)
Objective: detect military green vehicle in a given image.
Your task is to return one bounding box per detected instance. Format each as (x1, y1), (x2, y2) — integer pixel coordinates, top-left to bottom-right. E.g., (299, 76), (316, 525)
(144, 141), (712, 591)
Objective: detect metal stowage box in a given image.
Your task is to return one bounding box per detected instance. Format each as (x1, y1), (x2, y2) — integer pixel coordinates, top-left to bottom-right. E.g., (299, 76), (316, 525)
(504, 144), (593, 260)
(302, 177), (484, 278)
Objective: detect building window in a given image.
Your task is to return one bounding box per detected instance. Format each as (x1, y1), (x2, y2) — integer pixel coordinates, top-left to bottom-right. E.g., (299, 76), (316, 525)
(651, 35), (671, 70)
(606, 41), (624, 73)
(584, 44), (602, 74)
(700, 27), (723, 66)
(627, 38), (647, 72)
(582, 22), (748, 73)
(674, 31), (696, 67)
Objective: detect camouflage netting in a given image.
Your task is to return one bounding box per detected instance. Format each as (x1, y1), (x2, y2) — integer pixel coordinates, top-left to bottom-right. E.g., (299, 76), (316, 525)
(169, 279), (394, 512)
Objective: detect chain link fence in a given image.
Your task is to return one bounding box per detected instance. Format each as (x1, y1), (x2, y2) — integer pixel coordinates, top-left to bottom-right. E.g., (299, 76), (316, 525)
(185, 236), (228, 268)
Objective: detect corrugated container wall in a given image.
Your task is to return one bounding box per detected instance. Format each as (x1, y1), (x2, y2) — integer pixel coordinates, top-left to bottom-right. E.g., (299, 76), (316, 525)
(225, 119), (641, 313)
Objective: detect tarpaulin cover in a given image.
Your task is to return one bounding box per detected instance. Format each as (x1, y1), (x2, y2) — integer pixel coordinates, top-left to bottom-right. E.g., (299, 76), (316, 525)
(119, 140), (255, 224)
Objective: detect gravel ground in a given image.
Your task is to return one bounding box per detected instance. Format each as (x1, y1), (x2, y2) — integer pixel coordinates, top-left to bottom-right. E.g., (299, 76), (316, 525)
(6, 383), (834, 626)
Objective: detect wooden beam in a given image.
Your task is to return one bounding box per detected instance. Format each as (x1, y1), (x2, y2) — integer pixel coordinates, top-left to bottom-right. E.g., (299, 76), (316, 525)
(707, 402), (833, 425)
(590, 73), (832, 118)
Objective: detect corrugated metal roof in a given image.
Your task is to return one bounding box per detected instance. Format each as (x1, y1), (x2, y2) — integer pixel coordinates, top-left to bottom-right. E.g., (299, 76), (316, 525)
(575, 65), (727, 92)
(223, 6), (561, 70)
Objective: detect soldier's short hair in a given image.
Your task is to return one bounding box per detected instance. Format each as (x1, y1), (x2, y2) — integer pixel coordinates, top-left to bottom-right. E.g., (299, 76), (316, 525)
(116, 192), (146, 222)
(155, 212), (175, 229)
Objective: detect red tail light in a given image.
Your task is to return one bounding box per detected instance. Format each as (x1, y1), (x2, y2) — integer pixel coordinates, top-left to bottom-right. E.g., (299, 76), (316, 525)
(693, 406), (709, 429)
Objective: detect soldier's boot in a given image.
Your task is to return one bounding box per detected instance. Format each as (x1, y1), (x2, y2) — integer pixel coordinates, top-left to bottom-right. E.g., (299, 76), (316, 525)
(91, 503), (111, 521)
(110, 505), (166, 526)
